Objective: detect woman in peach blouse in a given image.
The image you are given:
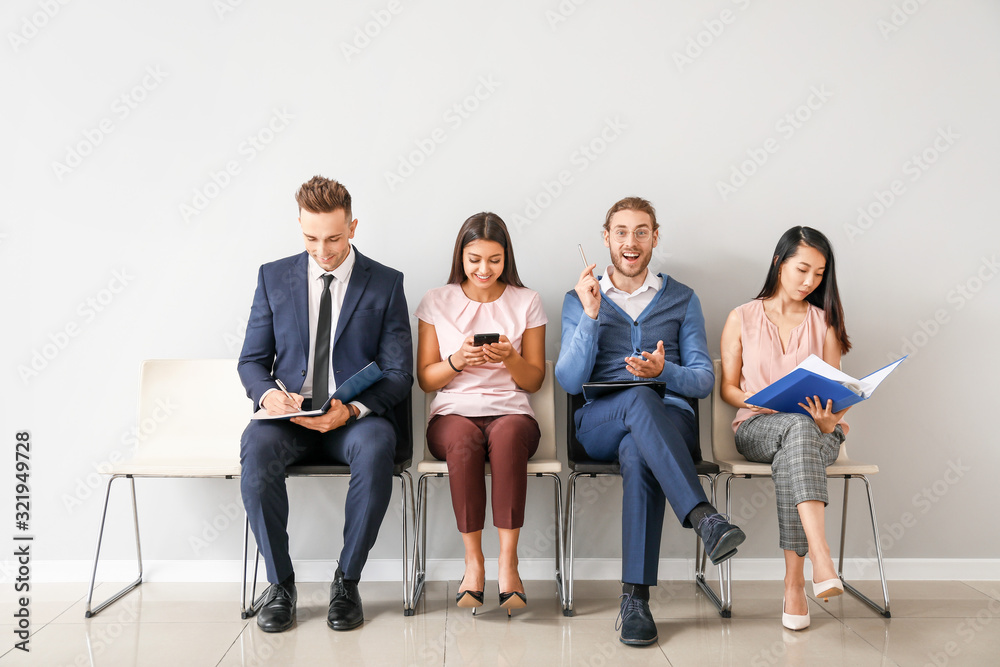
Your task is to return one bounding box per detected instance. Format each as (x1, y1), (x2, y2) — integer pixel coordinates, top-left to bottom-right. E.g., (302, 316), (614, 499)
(719, 227), (851, 631)
(415, 212), (546, 615)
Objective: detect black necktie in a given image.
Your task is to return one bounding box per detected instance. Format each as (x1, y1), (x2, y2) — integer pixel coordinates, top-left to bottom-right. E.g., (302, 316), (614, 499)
(312, 273), (334, 406)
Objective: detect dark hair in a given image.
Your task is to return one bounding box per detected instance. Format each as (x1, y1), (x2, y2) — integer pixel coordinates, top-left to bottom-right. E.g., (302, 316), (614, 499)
(447, 212), (525, 287)
(754, 226), (851, 354)
(604, 196), (659, 231)
(295, 175), (352, 219)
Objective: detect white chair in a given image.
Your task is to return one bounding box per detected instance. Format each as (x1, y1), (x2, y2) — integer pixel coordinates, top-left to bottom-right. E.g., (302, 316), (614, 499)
(710, 359), (891, 617)
(410, 360), (566, 611)
(85, 359), (246, 617)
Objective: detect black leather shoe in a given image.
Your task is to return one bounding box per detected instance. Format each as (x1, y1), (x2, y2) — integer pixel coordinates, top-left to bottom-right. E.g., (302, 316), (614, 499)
(697, 513), (747, 565)
(256, 582), (296, 633)
(616, 591), (657, 646)
(328, 567), (364, 631)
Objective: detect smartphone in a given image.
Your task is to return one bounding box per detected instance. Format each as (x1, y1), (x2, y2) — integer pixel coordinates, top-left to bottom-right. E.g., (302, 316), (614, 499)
(473, 333), (500, 346)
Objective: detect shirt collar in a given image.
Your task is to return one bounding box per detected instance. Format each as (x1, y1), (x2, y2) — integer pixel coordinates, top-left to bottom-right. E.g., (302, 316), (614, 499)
(308, 245), (356, 284)
(600, 265), (661, 296)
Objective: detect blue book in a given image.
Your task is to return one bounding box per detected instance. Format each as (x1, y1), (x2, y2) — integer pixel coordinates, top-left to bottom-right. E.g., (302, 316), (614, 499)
(746, 355), (906, 415)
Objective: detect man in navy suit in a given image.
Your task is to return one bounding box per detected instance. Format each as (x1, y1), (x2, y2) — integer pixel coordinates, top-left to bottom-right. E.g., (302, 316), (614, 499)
(238, 176), (412, 633)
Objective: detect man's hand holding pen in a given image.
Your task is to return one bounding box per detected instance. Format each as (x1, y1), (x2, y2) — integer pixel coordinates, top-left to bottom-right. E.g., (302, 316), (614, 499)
(263, 378), (304, 415)
(575, 263), (601, 319)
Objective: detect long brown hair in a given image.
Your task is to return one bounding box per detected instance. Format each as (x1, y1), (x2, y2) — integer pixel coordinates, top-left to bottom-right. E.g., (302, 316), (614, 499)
(755, 226), (851, 354)
(447, 212), (525, 287)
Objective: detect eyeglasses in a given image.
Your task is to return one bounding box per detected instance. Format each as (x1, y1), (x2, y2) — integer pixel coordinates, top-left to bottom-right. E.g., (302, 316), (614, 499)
(611, 229), (652, 242)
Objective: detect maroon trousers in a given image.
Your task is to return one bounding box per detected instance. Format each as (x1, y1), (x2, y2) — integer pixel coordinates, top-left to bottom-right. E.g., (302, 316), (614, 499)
(426, 413), (540, 533)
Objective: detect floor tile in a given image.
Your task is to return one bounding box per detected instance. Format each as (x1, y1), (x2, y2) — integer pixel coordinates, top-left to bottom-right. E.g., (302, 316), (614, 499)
(0, 582), (90, 628)
(659, 617), (901, 667)
(848, 617), (1000, 667)
(50, 582), (244, 625)
(0, 620), (247, 666)
(443, 618), (671, 666)
(0, 579), (991, 665)
(565, 578), (732, 620)
(961, 581), (1000, 601)
(814, 580), (995, 619)
(220, 586), (449, 666)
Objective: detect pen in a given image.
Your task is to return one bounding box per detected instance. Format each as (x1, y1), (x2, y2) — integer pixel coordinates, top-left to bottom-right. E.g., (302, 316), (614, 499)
(578, 244), (589, 268)
(274, 378), (295, 405)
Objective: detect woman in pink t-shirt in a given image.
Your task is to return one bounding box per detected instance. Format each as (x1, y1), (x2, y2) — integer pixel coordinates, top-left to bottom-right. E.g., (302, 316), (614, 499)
(719, 227), (852, 631)
(415, 212), (547, 615)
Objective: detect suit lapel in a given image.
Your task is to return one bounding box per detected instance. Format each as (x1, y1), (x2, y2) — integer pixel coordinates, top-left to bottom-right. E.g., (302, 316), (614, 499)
(290, 252), (310, 357)
(334, 246), (371, 347)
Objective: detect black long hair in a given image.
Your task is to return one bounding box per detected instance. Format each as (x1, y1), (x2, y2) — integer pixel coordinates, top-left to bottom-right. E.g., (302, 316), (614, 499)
(754, 226), (851, 354)
(447, 212), (525, 287)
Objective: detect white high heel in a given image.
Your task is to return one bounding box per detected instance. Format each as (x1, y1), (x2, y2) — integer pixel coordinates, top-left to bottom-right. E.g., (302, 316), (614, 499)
(782, 595), (810, 631)
(812, 577), (844, 602)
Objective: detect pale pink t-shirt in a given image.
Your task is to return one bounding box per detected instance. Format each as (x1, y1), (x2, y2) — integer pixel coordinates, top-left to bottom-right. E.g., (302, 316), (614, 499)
(733, 299), (848, 434)
(415, 283), (547, 418)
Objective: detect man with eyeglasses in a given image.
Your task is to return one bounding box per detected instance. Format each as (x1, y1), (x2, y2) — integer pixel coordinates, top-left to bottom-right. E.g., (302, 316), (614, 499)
(555, 196), (745, 647)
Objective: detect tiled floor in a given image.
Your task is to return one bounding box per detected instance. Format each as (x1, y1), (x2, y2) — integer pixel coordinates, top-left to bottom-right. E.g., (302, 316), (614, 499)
(2, 579), (999, 666)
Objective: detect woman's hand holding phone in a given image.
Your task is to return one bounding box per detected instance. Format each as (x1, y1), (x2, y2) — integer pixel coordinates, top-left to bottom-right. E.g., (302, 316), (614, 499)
(481, 335), (514, 364)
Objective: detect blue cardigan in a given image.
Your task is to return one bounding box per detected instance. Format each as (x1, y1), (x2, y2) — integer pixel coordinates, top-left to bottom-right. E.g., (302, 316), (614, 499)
(554, 273), (714, 414)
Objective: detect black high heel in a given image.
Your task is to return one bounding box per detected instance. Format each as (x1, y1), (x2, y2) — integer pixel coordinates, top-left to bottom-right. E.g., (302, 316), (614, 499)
(456, 576), (484, 614)
(499, 576), (527, 617)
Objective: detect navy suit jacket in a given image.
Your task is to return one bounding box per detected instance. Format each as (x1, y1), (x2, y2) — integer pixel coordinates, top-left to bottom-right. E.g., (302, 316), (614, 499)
(237, 247), (413, 449)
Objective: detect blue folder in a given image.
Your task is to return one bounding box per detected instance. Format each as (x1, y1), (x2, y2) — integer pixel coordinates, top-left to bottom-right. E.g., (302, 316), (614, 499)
(745, 356), (905, 415)
(326, 361), (384, 405)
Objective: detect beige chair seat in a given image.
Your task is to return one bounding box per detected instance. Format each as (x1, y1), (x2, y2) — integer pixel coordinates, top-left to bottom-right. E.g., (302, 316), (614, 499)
(717, 457), (879, 477)
(415, 458), (563, 475)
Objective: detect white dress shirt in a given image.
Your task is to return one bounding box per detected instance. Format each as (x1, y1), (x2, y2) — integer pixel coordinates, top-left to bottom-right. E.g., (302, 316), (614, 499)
(599, 266), (662, 321)
(301, 247), (355, 399)
(261, 246), (369, 417)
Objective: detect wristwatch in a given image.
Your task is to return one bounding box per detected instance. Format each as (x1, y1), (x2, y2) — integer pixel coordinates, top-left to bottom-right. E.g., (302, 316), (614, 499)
(344, 404), (359, 426)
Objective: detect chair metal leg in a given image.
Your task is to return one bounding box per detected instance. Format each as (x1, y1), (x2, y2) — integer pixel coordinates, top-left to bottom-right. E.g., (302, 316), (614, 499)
(837, 475), (891, 618)
(240, 515), (267, 619)
(410, 473), (432, 611)
(694, 473), (730, 617)
(563, 472), (582, 616)
(397, 470), (415, 615)
(711, 473), (730, 614)
(85, 475), (142, 618)
(722, 473), (745, 615)
(541, 473), (567, 610)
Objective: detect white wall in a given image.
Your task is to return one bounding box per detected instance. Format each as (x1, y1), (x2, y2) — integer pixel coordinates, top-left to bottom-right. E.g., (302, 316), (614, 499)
(2, 0), (998, 581)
